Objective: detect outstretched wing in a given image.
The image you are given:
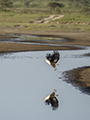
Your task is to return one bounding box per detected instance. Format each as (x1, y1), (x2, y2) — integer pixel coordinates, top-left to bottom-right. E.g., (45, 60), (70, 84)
(51, 51), (60, 63)
(46, 53), (52, 61)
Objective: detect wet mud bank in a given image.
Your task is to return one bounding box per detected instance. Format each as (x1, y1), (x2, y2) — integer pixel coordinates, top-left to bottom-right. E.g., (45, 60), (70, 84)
(0, 30), (90, 46)
(0, 35), (84, 53)
(0, 42), (83, 53)
(62, 67), (90, 95)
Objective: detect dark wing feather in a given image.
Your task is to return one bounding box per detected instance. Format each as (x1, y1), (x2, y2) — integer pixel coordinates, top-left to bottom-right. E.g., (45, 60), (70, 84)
(51, 52), (60, 63)
(46, 53), (52, 61)
(46, 51), (60, 63)
(50, 97), (59, 109)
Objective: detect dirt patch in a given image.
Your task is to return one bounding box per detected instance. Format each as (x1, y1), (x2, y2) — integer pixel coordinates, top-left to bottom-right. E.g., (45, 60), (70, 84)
(62, 67), (90, 95)
(33, 15), (64, 24)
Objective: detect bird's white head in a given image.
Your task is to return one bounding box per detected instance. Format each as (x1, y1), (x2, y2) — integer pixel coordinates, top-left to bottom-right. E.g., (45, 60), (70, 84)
(44, 95), (50, 100)
(45, 60), (51, 65)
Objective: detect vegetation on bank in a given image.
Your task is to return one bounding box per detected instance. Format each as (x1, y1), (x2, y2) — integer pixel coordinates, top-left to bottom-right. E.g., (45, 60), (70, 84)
(0, 0), (90, 10)
(0, 0), (90, 32)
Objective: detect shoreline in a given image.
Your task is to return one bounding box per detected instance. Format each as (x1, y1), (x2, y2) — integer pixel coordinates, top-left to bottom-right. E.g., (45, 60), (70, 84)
(0, 28), (90, 46)
(63, 67), (90, 95)
(1, 30), (88, 53)
(0, 29), (90, 95)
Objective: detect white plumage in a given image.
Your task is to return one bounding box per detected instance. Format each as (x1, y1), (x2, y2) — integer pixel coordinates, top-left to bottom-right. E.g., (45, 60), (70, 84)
(44, 89), (59, 110)
(45, 51), (60, 70)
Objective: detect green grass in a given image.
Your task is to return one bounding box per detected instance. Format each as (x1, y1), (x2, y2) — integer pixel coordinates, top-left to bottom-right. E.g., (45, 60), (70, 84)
(0, 8), (90, 32)
(49, 12), (90, 23)
(11, 0), (90, 11)
(22, 23), (90, 32)
(0, 10), (50, 23)
(12, 0), (49, 8)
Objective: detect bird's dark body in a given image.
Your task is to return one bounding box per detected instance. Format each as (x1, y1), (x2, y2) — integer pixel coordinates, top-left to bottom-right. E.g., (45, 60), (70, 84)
(46, 51), (60, 64)
(46, 51), (60, 68)
(50, 97), (59, 108)
(44, 90), (59, 110)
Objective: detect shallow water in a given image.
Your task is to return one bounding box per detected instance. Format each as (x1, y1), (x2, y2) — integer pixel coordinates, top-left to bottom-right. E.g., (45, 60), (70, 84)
(0, 48), (90, 120)
(0, 34), (86, 50)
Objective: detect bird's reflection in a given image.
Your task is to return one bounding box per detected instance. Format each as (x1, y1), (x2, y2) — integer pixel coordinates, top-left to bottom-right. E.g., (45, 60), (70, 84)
(44, 89), (59, 110)
(45, 51), (60, 70)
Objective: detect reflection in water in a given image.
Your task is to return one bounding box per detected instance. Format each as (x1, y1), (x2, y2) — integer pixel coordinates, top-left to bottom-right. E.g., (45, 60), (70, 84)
(45, 51), (60, 70)
(0, 50), (90, 120)
(44, 89), (59, 110)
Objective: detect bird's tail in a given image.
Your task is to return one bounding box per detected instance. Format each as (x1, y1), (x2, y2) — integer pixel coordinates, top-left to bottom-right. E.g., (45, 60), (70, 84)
(54, 89), (57, 92)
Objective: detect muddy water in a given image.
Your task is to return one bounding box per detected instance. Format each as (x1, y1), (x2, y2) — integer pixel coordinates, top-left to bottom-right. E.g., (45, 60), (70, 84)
(0, 49), (90, 120)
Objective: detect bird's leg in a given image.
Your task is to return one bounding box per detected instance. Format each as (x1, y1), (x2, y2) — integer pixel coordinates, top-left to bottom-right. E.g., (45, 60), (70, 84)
(54, 89), (57, 92)
(54, 68), (57, 71)
(56, 94), (59, 96)
(55, 63), (59, 66)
